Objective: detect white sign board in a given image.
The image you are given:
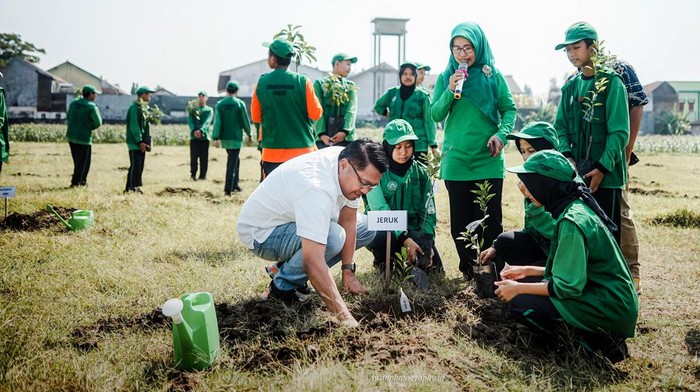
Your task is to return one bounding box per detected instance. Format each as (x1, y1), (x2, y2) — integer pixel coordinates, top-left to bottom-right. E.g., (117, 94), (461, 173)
(0, 186), (16, 198)
(367, 210), (407, 231)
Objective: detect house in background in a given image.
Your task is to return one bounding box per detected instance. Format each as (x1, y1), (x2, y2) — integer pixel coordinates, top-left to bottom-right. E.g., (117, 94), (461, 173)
(0, 57), (72, 121)
(641, 81), (700, 134)
(349, 62), (399, 120)
(47, 61), (128, 96)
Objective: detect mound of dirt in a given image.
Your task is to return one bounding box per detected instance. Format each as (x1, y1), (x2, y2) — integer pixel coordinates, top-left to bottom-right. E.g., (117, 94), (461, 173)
(70, 310), (169, 352)
(0, 206), (76, 231)
(629, 187), (674, 197)
(156, 187), (215, 199)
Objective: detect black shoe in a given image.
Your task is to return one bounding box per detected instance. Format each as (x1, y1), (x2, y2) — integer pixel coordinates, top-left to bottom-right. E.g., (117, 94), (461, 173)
(261, 280), (309, 304)
(232, 185), (243, 192)
(190, 176), (197, 181)
(224, 191), (231, 196)
(124, 188), (143, 194)
(198, 176), (207, 180)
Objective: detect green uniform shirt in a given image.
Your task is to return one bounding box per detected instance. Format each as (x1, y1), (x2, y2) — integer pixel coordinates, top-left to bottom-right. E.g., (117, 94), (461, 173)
(255, 69), (317, 150)
(554, 70), (630, 189)
(374, 87), (436, 153)
(431, 69), (517, 180)
(545, 200), (638, 337)
(125, 101), (150, 151)
(66, 97), (102, 145)
(364, 161), (436, 240)
(313, 76), (357, 142)
(188, 104), (214, 140)
(0, 87), (8, 163)
(212, 96), (251, 149)
(521, 199), (556, 254)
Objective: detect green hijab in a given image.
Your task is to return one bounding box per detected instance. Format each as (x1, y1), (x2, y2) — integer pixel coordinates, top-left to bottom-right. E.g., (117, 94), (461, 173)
(442, 22), (500, 125)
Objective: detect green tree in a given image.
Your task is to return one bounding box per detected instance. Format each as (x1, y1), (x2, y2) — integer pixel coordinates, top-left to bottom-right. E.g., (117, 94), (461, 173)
(274, 24), (316, 71)
(656, 110), (691, 135)
(0, 33), (45, 67)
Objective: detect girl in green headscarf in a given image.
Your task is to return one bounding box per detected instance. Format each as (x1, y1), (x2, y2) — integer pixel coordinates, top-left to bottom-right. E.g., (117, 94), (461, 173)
(430, 22), (517, 279)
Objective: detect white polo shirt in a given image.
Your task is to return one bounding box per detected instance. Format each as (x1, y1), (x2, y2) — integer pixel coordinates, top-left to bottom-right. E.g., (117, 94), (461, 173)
(237, 147), (359, 249)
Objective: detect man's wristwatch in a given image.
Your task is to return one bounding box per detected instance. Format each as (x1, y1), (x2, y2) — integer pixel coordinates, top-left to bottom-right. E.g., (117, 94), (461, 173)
(341, 263), (356, 273)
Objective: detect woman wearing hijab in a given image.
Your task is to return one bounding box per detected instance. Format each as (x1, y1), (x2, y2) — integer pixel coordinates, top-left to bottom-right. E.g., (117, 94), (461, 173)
(430, 22), (517, 279)
(374, 62), (437, 164)
(364, 119), (442, 274)
(496, 150), (638, 364)
(480, 121), (564, 272)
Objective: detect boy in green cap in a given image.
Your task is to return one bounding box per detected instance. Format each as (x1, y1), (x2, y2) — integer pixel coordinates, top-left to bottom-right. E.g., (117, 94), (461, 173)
(0, 73), (8, 175)
(213, 80), (252, 195)
(553, 21), (629, 245)
(416, 63), (431, 90)
(251, 38), (323, 177)
(313, 53), (358, 149)
(188, 91), (213, 180)
(66, 84), (102, 187)
(497, 149), (637, 364)
(125, 85), (155, 193)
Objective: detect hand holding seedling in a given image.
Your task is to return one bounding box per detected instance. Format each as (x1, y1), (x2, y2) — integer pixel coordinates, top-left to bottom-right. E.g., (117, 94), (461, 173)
(479, 246), (496, 264)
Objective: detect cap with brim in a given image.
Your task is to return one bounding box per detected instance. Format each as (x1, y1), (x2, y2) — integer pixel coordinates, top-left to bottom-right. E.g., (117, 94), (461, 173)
(226, 80), (239, 90)
(555, 22), (598, 50)
(506, 121), (559, 147)
(383, 119), (418, 145)
(82, 84), (100, 94)
(198, 90), (208, 96)
(136, 86), (155, 96)
(507, 150), (576, 182)
(400, 62), (418, 69)
(331, 53), (357, 65)
(263, 39), (295, 59)
(416, 63), (431, 71)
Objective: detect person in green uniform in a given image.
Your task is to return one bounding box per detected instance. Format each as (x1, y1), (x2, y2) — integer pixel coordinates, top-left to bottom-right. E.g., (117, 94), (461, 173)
(416, 63), (430, 90)
(188, 91), (213, 180)
(480, 121), (560, 272)
(213, 80), (252, 195)
(66, 84), (102, 187)
(0, 72), (9, 175)
(553, 22), (629, 244)
(124, 85), (155, 193)
(374, 62), (437, 164)
(251, 38), (323, 177)
(364, 119), (442, 273)
(430, 22), (517, 279)
(314, 53), (358, 149)
(495, 150), (637, 364)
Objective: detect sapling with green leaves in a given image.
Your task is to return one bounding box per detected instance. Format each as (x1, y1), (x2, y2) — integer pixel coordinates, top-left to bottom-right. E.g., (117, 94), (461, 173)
(320, 72), (356, 119)
(274, 24), (316, 71)
(139, 98), (162, 125)
(582, 41), (615, 123)
(457, 180), (495, 267)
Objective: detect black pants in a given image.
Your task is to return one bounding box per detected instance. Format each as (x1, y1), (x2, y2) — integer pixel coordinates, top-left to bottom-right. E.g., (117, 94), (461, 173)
(445, 179), (504, 275)
(190, 139), (209, 179)
(262, 161), (283, 178)
(0, 160), (3, 175)
(316, 140), (350, 149)
(69, 142), (91, 186)
(493, 230), (548, 273)
(592, 187), (622, 244)
(224, 148), (241, 192)
(125, 149), (145, 190)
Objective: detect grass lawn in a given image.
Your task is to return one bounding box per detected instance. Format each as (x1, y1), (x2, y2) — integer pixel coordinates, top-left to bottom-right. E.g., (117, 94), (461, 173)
(1, 133), (699, 391)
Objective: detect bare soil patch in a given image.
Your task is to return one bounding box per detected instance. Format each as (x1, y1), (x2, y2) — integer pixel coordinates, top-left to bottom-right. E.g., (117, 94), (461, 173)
(0, 206), (76, 231)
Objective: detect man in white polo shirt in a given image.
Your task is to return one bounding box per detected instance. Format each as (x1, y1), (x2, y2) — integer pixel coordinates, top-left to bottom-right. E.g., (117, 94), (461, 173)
(237, 138), (389, 327)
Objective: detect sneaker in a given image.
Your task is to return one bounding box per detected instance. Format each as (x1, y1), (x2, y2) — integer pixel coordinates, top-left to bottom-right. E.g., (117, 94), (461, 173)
(260, 280), (306, 304)
(294, 283), (315, 301)
(190, 176), (197, 181)
(232, 185), (243, 192)
(265, 262), (281, 279)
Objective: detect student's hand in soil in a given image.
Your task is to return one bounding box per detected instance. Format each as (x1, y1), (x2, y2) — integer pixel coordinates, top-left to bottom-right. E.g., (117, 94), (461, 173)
(487, 136), (503, 157)
(494, 280), (519, 302)
(480, 246), (497, 264)
(343, 271), (367, 295)
(338, 311), (360, 328)
(583, 168), (604, 192)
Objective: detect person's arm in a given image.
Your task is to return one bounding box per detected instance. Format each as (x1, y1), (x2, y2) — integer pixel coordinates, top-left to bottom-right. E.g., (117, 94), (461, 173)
(305, 78), (323, 121)
(312, 79), (327, 136)
(494, 71), (517, 144)
(301, 238), (357, 326)
(373, 88), (392, 116)
(596, 76), (630, 177)
(430, 74), (454, 122)
(627, 105), (643, 162)
(423, 93), (437, 149)
(240, 101), (252, 140)
(200, 106), (213, 137)
(553, 83), (574, 163)
(337, 206), (366, 295)
(251, 84), (262, 124)
(212, 104), (221, 141)
(334, 82), (357, 143)
(127, 105), (143, 143)
(91, 105), (102, 130)
(525, 200), (556, 240)
(187, 109), (196, 131)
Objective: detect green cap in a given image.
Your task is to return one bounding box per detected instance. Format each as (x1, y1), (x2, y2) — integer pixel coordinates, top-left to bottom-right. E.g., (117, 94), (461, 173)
(82, 84), (100, 94)
(416, 63), (431, 71)
(136, 85), (155, 96)
(331, 53), (357, 65)
(400, 61), (418, 69)
(263, 39), (295, 59)
(506, 121), (559, 148)
(555, 22), (598, 50)
(226, 80), (239, 90)
(198, 90), (208, 97)
(383, 119), (418, 145)
(507, 150), (576, 182)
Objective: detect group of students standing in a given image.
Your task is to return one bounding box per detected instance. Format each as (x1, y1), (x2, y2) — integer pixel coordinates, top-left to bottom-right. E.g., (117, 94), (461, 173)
(240, 20), (642, 363)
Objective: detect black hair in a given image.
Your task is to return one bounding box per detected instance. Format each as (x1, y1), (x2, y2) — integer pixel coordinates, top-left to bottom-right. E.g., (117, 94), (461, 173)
(339, 137), (389, 173)
(82, 90), (93, 99)
(399, 63), (417, 78)
(226, 86), (238, 94)
(515, 138), (555, 152)
(582, 38), (595, 48)
(270, 50), (292, 66)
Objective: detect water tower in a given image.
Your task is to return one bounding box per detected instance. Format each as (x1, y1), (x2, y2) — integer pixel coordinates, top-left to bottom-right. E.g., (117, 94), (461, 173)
(371, 17), (409, 103)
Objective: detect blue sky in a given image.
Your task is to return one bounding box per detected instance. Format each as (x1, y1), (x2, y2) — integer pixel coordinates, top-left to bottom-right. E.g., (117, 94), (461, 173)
(2, 0), (697, 98)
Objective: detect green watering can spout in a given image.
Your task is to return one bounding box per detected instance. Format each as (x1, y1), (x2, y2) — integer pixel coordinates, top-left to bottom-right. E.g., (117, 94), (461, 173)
(45, 204), (94, 231)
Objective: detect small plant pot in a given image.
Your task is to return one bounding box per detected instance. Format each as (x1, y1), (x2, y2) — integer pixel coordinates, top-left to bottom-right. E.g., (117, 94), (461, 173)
(473, 262), (498, 298)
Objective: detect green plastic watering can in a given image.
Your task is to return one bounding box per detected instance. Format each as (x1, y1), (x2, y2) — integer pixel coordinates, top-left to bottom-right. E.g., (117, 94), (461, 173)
(46, 204), (94, 231)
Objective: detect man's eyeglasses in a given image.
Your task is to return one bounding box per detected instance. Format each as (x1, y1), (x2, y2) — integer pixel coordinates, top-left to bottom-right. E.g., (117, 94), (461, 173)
(347, 160), (378, 189)
(451, 45), (474, 55)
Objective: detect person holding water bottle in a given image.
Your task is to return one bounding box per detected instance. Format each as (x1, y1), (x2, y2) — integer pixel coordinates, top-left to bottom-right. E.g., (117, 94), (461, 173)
(430, 22), (517, 280)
